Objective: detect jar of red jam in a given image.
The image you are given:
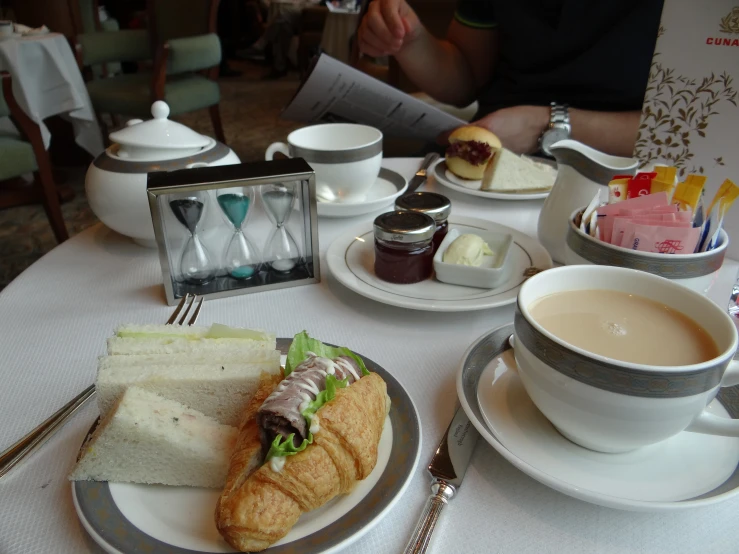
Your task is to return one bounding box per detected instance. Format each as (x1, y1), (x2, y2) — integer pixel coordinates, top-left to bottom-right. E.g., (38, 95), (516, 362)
(395, 192), (451, 253)
(373, 211), (436, 284)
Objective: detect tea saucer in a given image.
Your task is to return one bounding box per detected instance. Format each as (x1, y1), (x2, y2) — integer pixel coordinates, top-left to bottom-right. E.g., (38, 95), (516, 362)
(317, 168), (407, 218)
(457, 325), (739, 512)
(432, 159), (553, 200)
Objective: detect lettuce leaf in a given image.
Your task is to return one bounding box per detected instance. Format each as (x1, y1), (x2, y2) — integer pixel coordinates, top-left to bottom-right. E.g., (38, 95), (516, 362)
(284, 331), (370, 377)
(265, 432), (313, 461)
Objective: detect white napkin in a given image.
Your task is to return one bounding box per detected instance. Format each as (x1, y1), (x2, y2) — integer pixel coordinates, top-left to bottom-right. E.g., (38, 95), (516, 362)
(14, 23), (50, 36)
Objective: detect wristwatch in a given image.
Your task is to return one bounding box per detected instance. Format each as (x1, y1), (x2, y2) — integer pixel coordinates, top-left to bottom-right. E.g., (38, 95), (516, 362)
(539, 102), (571, 157)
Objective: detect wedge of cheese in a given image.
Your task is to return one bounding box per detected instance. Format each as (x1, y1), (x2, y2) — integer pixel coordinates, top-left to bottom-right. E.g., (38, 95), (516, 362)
(481, 149), (556, 192)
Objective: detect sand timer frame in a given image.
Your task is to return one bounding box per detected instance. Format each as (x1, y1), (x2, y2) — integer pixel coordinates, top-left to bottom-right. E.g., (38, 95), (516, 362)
(147, 159), (320, 306)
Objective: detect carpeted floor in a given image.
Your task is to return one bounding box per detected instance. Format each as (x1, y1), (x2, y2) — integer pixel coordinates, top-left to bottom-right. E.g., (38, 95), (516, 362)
(0, 61), (304, 291)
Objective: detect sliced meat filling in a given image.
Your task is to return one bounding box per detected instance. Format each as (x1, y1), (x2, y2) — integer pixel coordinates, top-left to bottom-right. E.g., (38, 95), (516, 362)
(257, 354), (360, 450)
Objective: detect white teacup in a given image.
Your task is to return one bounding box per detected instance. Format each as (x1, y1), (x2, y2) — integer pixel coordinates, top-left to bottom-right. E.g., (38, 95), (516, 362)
(265, 123), (382, 204)
(513, 265), (739, 453)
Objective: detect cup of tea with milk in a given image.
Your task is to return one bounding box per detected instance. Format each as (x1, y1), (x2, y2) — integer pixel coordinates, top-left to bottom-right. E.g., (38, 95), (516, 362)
(513, 265), (739, 453)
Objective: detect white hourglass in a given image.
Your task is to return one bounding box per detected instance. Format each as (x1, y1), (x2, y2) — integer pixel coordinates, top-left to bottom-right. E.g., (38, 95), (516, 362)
(217, 186), (261, 280)
(169, 191), (217, 285)
(260, 182), (301, 273)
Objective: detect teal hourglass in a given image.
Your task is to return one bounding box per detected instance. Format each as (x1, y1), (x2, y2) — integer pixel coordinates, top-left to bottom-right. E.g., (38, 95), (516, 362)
(260, 183), (300, 272)
(169, 191), (217, 285)
(217, 186), (261, 279)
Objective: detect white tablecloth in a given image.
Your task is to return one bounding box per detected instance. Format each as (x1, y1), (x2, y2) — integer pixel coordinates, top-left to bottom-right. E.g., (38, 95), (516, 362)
(0, 33), (104, 156)
(1, 158), (738, 554)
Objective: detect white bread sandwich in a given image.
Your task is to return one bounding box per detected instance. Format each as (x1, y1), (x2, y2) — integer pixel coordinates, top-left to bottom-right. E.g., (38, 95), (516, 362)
(96, 354), (282, 426)
(69, 387), (238, 488)
(480, 149), (556, 193)
(445, 126), (502, 181)
(107, 324), (276, 356)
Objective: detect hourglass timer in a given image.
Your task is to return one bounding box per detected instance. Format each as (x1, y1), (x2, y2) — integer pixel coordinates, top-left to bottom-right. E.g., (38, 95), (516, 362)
(217, 186), (261, 279)
(169, 191), (217, 285)
(261, 182), (301, 272)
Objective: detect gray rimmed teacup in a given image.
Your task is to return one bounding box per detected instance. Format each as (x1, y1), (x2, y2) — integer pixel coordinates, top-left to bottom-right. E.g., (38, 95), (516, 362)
(513, 265), (739, 453)
(565, 207), (728, 295)
(265, 123), (382, 204)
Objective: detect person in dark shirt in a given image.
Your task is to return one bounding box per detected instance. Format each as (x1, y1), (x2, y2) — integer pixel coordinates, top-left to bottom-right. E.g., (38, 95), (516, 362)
(357, 0), (664, 157)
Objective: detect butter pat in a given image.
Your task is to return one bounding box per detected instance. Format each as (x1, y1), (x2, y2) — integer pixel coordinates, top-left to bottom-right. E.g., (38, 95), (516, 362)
(442, 234), (494, 266)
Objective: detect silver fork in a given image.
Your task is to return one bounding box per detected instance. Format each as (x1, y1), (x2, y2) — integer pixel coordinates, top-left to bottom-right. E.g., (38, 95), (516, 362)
(0, 293), (204, 479)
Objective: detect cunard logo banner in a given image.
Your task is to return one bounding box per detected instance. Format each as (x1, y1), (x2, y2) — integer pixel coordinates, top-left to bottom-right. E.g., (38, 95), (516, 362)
(720, 7), (739, 33)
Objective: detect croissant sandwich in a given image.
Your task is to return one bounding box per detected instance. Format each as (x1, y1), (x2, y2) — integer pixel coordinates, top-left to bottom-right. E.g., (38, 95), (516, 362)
(215, 332), (390, 552)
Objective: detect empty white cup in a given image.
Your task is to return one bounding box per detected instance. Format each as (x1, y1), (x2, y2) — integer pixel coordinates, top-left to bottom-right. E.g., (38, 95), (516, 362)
(265, 123), (382, 204)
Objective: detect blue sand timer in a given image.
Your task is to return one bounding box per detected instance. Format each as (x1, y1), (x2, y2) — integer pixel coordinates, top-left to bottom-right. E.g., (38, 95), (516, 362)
(260, 182), (301, 273)
(217, 186), (261, 279)
(169, 191), (217, 285)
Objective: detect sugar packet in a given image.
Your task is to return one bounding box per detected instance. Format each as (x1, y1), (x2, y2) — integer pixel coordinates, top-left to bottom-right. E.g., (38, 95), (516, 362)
(629, 224), (701, 254)
(596, 192), (669, 244)
(698, 179), (739, 252)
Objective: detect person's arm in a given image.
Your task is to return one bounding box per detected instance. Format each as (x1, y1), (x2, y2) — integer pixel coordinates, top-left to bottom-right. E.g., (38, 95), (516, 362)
(356, 0), (499, 107)
(471, 106), (641, 157)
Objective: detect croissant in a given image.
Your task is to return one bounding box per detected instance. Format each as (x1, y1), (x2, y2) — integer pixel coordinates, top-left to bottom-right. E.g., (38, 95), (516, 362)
(215, 371), (388, 552)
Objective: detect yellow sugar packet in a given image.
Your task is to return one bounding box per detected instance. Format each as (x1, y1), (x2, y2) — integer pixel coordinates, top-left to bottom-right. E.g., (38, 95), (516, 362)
(698, 178), (739, 252)
(651, 166), (677, 201)
(607, 177), (629, 204)
(672, 174), (706, 214)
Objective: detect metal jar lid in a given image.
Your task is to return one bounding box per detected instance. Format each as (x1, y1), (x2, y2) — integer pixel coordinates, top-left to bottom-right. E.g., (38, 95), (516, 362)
(373, 211), (436, 243)
(395, 192), (451, 222)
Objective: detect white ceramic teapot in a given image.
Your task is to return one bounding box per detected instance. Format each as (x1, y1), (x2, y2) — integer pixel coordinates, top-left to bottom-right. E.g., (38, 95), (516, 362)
(85, 101), (240, 247)
(537, 139), (639, 264)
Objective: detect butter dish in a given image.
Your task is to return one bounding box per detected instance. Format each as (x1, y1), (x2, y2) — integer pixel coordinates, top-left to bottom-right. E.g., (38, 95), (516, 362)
(433, 228), (513, 289)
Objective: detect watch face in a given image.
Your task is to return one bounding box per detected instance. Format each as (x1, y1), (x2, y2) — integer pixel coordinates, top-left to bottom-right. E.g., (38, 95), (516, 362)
(540, 127), (569, 155)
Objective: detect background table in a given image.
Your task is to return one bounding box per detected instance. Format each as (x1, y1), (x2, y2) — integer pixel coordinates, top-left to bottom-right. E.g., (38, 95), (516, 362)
(1, 158), (738, 554)
(0, 32), (103, 156)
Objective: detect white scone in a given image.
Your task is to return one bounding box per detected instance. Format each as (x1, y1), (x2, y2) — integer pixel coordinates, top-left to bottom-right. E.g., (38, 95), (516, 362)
(96, 356), (282, 425)
(481, 149), (557, 192)
(69, 387), (237, 488)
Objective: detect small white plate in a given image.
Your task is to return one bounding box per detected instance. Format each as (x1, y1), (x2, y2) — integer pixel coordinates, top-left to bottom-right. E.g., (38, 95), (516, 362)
(326, 216), (552, 312)
(456, 326), (739, 512)
(433, 159), (553, 200)
(317, 168), (407, 218)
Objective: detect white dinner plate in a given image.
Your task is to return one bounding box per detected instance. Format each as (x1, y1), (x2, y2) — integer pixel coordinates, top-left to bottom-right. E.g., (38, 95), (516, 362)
(432, 159), (553, 200)
(317, 168), (407, 218)
(326, 216), (552, 312)
(72, 340), (422, 554)
(456, 325), (739, 512)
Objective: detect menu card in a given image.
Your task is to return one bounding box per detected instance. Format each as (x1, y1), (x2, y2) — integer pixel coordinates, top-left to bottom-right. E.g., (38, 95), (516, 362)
(635, 0), (739, 258)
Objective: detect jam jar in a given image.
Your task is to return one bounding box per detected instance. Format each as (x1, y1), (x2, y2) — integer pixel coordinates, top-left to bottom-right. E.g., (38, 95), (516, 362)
(373, 211), (436, 284)
(395, 192), (451, 253)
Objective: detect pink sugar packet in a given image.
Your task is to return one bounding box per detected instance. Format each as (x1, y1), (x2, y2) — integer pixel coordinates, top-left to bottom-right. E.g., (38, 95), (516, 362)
(617, 219), (691, 248)
(596, 192), (669, 243)
(628, 224), (701, 254)
(619, 205), (678, 216)
(611, 217), (688, 246)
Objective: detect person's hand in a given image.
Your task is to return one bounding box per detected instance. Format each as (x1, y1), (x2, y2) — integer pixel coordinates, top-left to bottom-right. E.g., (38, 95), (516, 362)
(472, 106), (550, 154)
(356, 0), (422, 57)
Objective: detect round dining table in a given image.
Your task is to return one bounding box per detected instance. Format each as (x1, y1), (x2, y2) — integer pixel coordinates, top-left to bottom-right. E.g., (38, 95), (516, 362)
(1, 157), (738, 554)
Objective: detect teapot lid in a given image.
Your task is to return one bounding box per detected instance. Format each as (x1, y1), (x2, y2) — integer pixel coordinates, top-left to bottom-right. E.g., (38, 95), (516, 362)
(108, 101), (211, 160)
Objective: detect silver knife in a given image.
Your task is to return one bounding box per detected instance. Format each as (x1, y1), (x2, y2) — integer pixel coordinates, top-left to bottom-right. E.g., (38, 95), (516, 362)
(403, 407), (479, 554)
(406, 153), (440, 194)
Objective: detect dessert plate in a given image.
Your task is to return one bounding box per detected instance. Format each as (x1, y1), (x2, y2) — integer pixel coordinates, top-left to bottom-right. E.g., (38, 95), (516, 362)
(317, 168), (407, 218)
(456, 325), (739, 512)
(326, 216), (552, 312)
(72, 340), (421, 554)
(432, 159), (553, 200)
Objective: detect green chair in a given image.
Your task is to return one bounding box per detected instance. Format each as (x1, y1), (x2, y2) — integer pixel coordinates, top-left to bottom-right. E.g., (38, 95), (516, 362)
(75, 0), (226, 143)
(0, 72), (68, 243)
